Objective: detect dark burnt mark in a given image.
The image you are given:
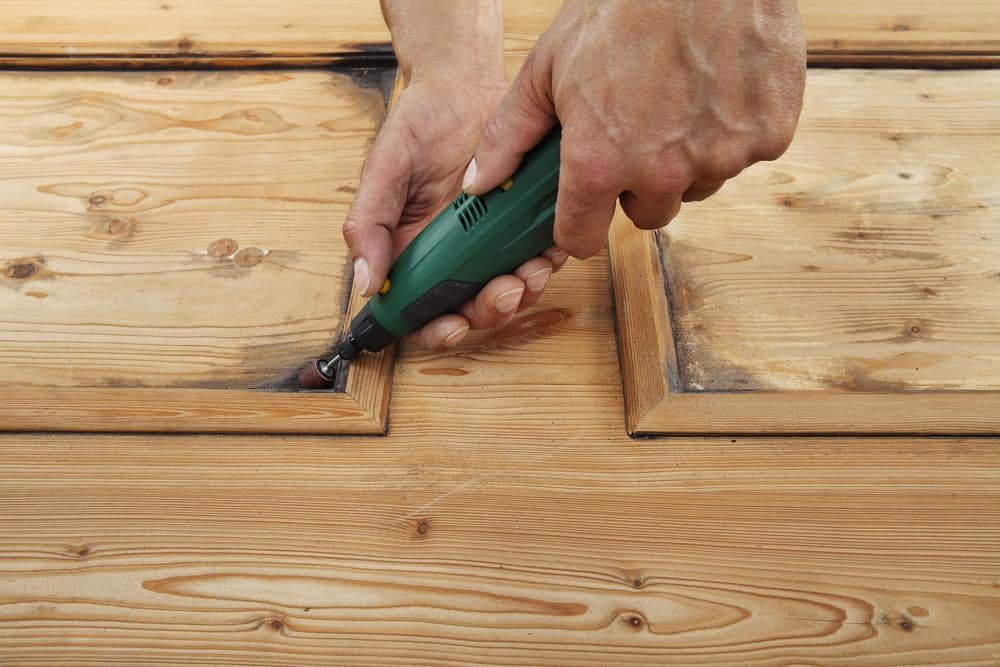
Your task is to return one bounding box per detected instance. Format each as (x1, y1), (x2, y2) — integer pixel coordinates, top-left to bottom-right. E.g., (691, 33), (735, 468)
(802, 264), (821, 272)
(919, 93), (933, 101)
(920, 286), (938, 297)
(780, 198), (796, 208)
(898, 172), (913, 180)
(888, 133), (905, 144)
(341, 66), (398, 108)
(892, 24), (910, 32)
(336, 185), (358, 194)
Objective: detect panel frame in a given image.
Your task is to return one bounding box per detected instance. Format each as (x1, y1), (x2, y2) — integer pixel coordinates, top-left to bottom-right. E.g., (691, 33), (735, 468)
(0, 69), (403, 435)
(610, 215), (1000, 436)
(1, 1), (999, 68)
(0, 279), (395, 435)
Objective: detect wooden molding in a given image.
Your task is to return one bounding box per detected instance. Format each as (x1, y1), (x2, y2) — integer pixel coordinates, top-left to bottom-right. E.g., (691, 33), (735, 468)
(612, 218), (1000, 436)
(0, 69), (396, 435)
(1, 1), (999, 68)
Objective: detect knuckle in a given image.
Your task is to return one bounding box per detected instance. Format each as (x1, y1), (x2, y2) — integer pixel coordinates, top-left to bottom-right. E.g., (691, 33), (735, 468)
(565, 153), (614, 197)
(479, 113), (504, 151)
(757, 119), (798, 162)
(640, 163), (690, 199)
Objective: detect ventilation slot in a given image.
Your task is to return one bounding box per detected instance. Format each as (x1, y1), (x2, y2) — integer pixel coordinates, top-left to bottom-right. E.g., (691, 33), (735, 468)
(453, 194), (488, 233)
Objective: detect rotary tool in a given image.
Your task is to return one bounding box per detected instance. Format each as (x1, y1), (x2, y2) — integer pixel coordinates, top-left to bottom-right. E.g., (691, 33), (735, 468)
(299, 126), (561, 390)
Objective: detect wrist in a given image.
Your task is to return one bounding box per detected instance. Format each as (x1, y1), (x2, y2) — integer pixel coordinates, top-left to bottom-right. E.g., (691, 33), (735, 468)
(384, 0), (505, 92)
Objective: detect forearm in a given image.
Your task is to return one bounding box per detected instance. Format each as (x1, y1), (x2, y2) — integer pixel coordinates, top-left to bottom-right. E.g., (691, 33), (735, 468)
(381, 0), (505, 86)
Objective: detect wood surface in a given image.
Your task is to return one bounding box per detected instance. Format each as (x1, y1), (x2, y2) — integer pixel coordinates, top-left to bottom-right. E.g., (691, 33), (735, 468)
(612, 69), (1000, 435)
(2, 0), (999, 67)
(0, 69), (393, 433)
(1, 251), (998, 665)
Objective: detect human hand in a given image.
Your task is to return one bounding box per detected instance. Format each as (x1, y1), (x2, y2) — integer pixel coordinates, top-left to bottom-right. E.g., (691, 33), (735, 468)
(462, 0), (807, 258)
(343, 20), (568, 349)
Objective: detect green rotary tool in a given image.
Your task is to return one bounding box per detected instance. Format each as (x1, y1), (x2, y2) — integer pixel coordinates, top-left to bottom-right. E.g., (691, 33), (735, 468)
(299, 126), (562, 389)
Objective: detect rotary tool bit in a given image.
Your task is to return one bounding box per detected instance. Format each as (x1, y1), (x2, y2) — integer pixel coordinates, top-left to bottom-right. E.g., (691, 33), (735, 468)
(300, 126), (561, 390)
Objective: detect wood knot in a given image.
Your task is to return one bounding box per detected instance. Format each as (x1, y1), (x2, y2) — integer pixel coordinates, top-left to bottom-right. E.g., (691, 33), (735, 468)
(892, 24), (910, 32)
(233, 247), (267, 268)
(415, 518), (431, 537)
(157, 76), (174, 86)
(6, 261), (39, 281)
(269, 619), (284, 632)
(624, 614), (644, 630)
(207, 238), (239, 259)
(94, 217), (137, 240)
(177, 35), (193, 52)
(897, 618), (914, 632)
(68, 544), (91, 558)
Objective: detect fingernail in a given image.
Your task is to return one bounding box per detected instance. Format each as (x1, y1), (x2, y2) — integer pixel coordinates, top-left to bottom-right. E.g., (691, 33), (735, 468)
(443, 324), (469, 348)
(495, 287), (524, 314)
(525, 267), (552, 292)
(462, 158), (477, 192)
(353, 258), (370, 295)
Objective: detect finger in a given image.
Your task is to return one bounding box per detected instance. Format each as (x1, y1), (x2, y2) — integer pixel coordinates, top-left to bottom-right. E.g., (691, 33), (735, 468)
(553, 152), (620, 259)
(619, 191), (682, 230)
(406, 313), (470, 351)
(456, 274), (526, 330)
(465, 50), (557, 196)
(342, 131), (410, 296)
(542, 245), (570, 273)
(683, 180), (726, 202)
(514, 255), (554, 312)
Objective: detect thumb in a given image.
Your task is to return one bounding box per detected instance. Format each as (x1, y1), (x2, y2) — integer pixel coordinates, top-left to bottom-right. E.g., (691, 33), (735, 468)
(342, 134), (409, 297)
(464, 56), (556, 196)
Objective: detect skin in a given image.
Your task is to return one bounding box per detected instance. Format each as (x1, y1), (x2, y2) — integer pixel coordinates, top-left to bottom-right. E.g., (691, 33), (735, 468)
(344, 0), (806, 349)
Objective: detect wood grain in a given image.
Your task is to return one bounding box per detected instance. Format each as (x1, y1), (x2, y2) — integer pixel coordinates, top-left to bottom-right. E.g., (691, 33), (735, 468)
(0, 69), (392, 433)
(2, 0), (999, 67)
(668, 70), (1000, 394)
(0, 251), (997, 663)
(612, 69), (1000, 435)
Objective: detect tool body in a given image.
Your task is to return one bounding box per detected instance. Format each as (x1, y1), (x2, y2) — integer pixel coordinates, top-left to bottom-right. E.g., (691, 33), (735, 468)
(301, 127), (562, 389)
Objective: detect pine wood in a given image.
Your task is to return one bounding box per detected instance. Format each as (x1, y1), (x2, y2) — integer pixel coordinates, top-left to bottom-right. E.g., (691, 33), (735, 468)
(0, 251), (998, 664)
(612, 69), (1000, 435)
(1, 1), (998, 67)
(0, 69), (393, 433)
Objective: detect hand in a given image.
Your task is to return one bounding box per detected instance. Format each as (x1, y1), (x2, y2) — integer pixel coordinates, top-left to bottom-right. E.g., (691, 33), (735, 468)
(462, 0), (807, 258)
(343, 9), (569, 350)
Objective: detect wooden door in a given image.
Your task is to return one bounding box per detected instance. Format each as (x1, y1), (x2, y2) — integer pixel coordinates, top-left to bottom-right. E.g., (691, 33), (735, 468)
(613, 69), (1000, 435)
(0, 70), (394, 433)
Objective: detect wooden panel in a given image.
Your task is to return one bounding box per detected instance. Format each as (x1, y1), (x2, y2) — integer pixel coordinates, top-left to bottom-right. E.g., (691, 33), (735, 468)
(1, 0), (998, 66)
(0, 69), (394, 433)
(0, 247), (997, 663)
(802, 0), (1000, 64)
(612, 69), (1000, 435)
